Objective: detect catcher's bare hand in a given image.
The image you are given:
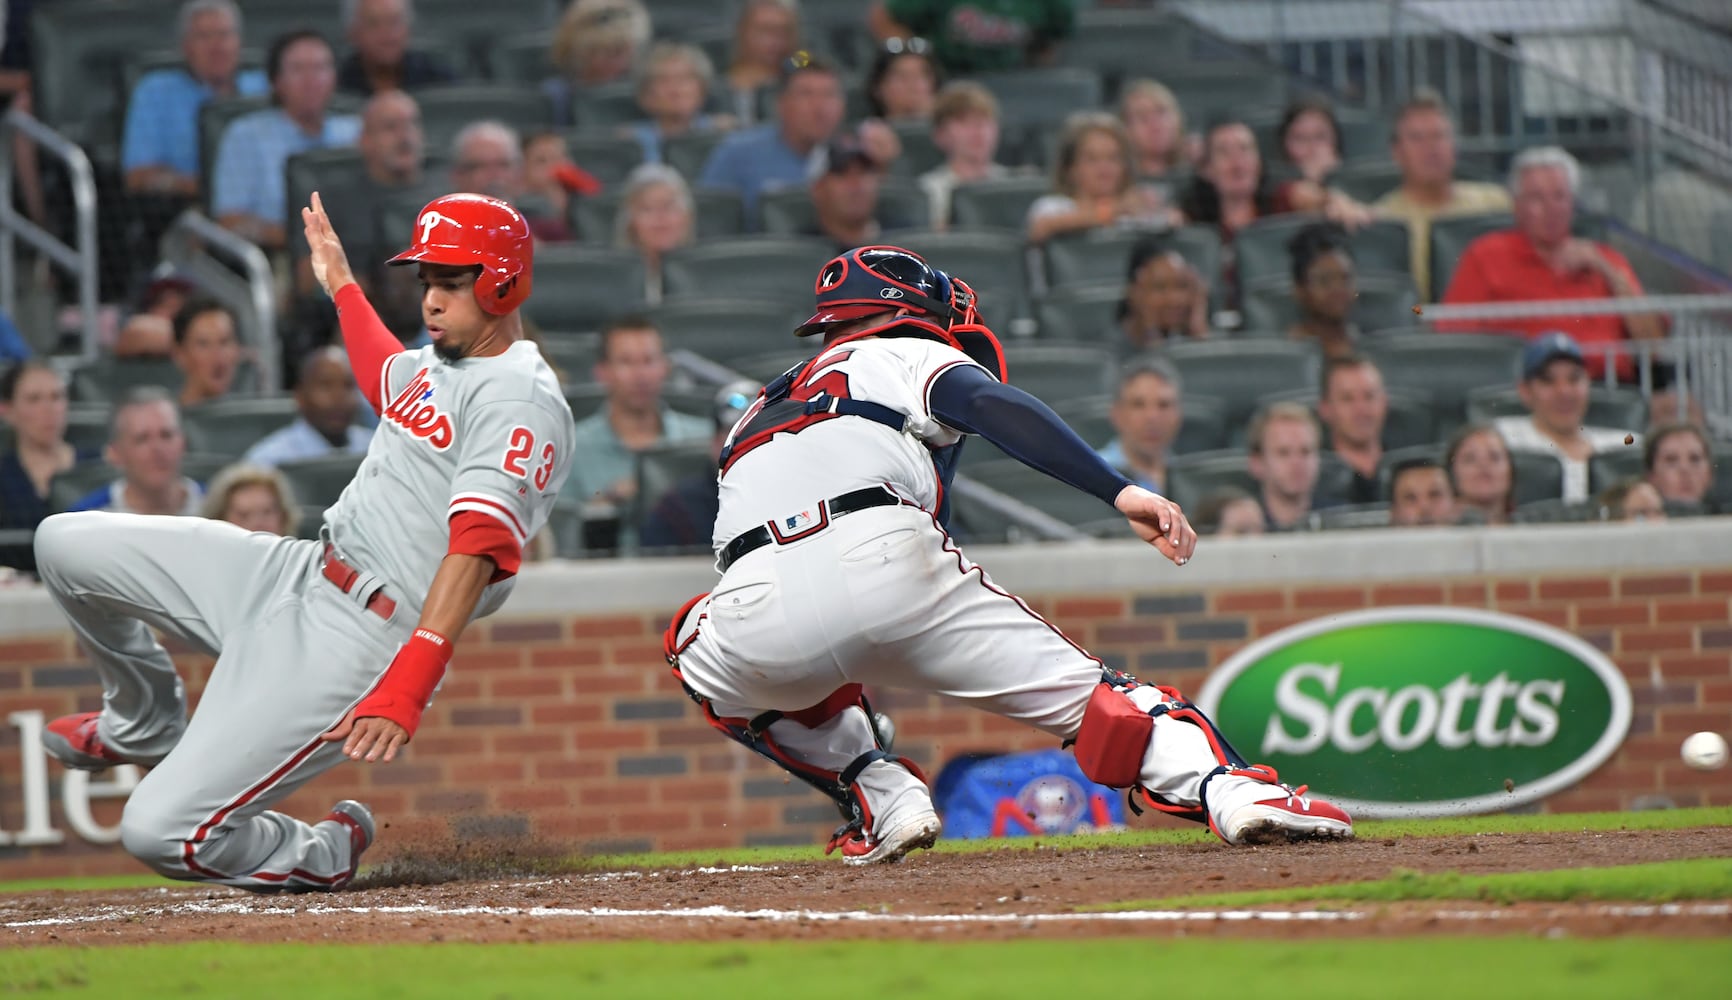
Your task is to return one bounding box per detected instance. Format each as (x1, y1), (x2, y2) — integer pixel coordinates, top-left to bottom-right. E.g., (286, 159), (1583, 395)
(301, 191), (358, 299)
(1114, 485), (1197, 566)
(321, 708), (409, 763)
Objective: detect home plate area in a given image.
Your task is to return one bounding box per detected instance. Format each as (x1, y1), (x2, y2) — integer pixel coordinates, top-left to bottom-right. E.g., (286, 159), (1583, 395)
(3, 827), (1729, 946)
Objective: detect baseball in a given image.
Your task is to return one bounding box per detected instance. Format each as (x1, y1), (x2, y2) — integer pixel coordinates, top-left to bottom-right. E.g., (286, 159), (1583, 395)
(1680, 731), (1729, 771)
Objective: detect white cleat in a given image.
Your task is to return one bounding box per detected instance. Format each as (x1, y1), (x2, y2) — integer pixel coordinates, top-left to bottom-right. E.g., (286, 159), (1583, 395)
(1207, 766), (1354, 846)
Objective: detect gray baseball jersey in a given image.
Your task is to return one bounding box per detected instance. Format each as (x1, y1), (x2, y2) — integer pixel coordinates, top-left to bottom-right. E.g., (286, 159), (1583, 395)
(325, 339), (575, 619)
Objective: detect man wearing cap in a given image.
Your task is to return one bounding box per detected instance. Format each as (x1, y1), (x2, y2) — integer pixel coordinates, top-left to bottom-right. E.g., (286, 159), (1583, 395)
(640, 380), (761, 554)
(1494, 332), (1638, 503)
(803, 136), (915, 252)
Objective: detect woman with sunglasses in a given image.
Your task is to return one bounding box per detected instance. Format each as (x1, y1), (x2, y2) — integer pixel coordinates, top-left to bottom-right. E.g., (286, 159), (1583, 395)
(866, 37), (941, 124)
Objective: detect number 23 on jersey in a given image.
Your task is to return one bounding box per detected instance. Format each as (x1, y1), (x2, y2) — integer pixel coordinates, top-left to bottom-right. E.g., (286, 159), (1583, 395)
(501, 426), (558, 491)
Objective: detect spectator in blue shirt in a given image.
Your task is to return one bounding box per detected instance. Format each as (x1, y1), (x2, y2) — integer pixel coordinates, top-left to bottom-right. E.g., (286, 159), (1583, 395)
(243, 347), (374, 467)
(211, 30), (360, 250)
(0, 310), (30, 364)
(626, 42), (730, 164)
(1095, 356), (1183, 495)
(122, 0), (269, 199)
(699, 57), (847, 221)
(337, 0), (456, 97)
(69, 389), (206, 517)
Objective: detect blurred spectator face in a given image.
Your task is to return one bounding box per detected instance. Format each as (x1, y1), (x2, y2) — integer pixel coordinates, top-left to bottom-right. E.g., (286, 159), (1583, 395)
(1294, 248), (1356, 326)
(0, 366), (69, 449)
(1518, 358), (1590, 438)
(876, 54), (937, 121)
(738, 1), (798, 72)
(1283, 109), (1339, 180)
(582, 40), (636, 85)
(1391, 106), (1457, 189)
(1513, 164), (1574, 249)
(1218, 496), (1266, 536)
(1450, 428), (1513, 511)
(1125, 252), (1200, 334)
(453, 131), (522, 199)
(1646, 387), (1705, 431)
(625, 180), (693, 254)
(350, 0), (411, 68)
(595, 326), (670, 415)
(360, 91), (423, 182)
(184, 6), (243, 85)
(1069, 128), (1127, 200)
(1108, 372), (1181, 461)
(297, 350), (359, 441)
(1390, 466), (1458, 526)
(935, 111), (998, 167)
(814, 162), (881, 230)
(778, 70), (845, 149)
(640, 54), (707, 124)
(1202, 123), (1260, 200)
(1121, 90), (1182, 166)
(222, 483), (291, 534)
(175, 307), (241, 402)
(109, 401), (186, 494)
(275, 36), (338, 121)
(1648, 428), (1712, 504)
(1617, 481), (1666, 522)
(1318, 363), (1387, 451)
(522, 133), (569, 194)
(1251, 416), (1320, 501)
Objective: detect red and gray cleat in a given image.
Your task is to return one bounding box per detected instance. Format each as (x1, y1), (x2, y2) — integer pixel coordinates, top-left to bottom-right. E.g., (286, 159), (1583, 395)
(323, 800), (376, 889)
(827, 808), (942, 865)
(41, 712), (134, 771)
(1207, 765), (1354, 846)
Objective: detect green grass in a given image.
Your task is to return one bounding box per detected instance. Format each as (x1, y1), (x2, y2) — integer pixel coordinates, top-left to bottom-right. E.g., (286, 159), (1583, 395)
(1092, 857), (1732, 911)
(1, 939), (1729, 999)
(4, 806), (1728, 895)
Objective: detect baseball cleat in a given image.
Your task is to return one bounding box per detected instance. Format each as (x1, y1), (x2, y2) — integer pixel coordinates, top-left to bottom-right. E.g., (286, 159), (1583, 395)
(322, 800), (375, 888)
(41, 712), (141, 771)
(1207, 765), (1354, 846)
(829, 807), (942, 865)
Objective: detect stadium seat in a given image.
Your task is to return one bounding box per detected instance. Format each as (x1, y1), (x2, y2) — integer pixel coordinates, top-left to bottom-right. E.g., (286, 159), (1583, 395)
(563, 383), (607, 420)
(31, 0), (188, 142)
(416, 86), (557, 154)
(664, 133), (731, 181)
(526, 246), (648, 331)
(662, 237), (835, 305)
(411, 0), (558, 64)
(235, 0), (344, 50)
(1234, 217), (1412, 289)
(974, 69), (1104, 128)
(1466, 386), (1648, 431)
(1059, 9), (1200, 88)
(1381, 444), (1564, 507)
(545, 501), (586, 559)
(998, 343), (1116, 406)
(1586, 447), (1645, 496)
(963, 460), (1113, 527)
(182, 452), (233, 487)
(1429, 212), (1512, 300)
(69, 358), (184, 405)
(1033, 283), (1123, 342)
(1360, 333), (1527, 424)
(1162, 65), (1285, 125)
(892, 230), (1028, 325)
(1240, 270), (1419, 336)
(536, 332), (602, 386)
(1330, 158), (1407, 203)
(647, 299), (805, 364)
(1042, 231), (1145, 288)
(1318, 503), (1392, 530)
(628, 440), (716, 547)
(1166, 449), (1257, 512)
(570, 82), (643, 131)
(1244, 111), (1388, 170)
(1513, 498), (1601, 524)
(199, 96), (272, 209)
(758, 181), (929, 236)
(64, 407), (112, 453)
(1161, 340), (1322, 427)
(562, 133), (647, 186)
(950, 177), (1053, 231)
(278, 453), (367, 510)
(182, 397), (299, 459)
(479, 32), (554, 85)
(48, 461), (118, 512)
(887, 121), (947, 179)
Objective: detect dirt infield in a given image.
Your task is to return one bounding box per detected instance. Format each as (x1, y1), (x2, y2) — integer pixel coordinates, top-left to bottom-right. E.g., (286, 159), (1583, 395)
(4, 826), (1729, 947)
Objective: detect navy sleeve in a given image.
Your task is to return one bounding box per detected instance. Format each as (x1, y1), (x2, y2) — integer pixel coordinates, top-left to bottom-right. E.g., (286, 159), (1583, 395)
(929, 363), (1132, 507)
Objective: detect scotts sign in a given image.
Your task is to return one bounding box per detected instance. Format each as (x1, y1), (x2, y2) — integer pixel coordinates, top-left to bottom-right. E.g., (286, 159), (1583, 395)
(1195, 607), (1633, 818)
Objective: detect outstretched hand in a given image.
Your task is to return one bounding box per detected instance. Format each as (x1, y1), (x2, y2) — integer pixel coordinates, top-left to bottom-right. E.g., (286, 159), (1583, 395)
(321, 708), (410, 763)
(1114, 485), (1198, 566)
(301, 191), (358, 300)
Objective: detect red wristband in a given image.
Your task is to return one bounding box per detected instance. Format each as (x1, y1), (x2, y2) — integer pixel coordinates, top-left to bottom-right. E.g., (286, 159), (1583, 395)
(354, 628), (452, 739)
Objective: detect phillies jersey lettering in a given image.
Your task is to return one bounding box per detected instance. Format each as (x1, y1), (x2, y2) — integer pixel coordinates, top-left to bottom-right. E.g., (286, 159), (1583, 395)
(324, 340), (575, 622)
(714, 337), (987, 554)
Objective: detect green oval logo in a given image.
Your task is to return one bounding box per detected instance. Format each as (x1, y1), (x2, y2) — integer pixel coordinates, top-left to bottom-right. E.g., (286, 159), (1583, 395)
(1195, 607), (1633, 818)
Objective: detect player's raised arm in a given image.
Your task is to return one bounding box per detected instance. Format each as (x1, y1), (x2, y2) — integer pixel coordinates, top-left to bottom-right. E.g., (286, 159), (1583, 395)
(302, 191), (403, 412)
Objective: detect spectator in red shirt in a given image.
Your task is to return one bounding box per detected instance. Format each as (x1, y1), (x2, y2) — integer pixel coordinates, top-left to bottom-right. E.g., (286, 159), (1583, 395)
(1438, 146), (1664, 380)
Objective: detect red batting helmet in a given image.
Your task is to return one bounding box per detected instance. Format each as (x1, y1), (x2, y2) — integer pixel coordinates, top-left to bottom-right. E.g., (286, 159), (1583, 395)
(388, 193), (533, 316)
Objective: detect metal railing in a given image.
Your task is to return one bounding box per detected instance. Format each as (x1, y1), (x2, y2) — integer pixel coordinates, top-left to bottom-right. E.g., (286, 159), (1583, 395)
(158, 210), (281, 392)
(0, 110), (98, 362)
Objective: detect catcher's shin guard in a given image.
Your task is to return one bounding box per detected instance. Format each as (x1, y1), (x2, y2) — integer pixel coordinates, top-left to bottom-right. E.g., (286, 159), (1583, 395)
(1069, 669), (1259, 824)
(664, 594), (920, 843)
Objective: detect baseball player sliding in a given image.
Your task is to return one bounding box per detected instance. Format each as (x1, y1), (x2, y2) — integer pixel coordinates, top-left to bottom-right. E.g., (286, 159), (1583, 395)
(31, 192), (573, 890)
(666, 247), (1353, 863)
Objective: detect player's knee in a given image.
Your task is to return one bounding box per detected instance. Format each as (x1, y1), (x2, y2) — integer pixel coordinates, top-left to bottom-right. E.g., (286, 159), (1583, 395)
(33, 513), (102, 584)
(118, 795), (188, 875)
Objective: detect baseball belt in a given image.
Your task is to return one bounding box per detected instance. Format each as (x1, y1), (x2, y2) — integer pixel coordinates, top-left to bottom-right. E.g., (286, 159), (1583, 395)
(718, 486), (903, 571)
(321, 544), (398, 620)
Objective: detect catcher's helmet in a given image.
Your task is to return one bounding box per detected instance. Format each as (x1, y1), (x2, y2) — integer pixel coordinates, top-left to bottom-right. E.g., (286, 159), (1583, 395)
(794, 246), (961, 337)
(388, 193), (533, 315)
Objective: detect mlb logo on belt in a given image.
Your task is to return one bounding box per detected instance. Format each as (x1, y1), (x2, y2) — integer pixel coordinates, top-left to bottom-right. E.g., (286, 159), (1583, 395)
(785, 510), (815, 531)
(768, 501), (830, 544)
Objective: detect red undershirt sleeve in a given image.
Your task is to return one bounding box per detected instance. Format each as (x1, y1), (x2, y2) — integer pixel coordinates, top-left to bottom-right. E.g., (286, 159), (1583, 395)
(333, 282), (405, 412)
(448, 509), (522, 581)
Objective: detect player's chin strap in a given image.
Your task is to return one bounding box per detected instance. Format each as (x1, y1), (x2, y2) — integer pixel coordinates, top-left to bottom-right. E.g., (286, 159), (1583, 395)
(663, 595), (923, 848)
(1067, 668), (1282, 826)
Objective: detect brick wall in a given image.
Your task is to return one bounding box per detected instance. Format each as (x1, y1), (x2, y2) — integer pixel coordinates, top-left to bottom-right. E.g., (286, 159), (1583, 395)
(2, 567), (1729, 878)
